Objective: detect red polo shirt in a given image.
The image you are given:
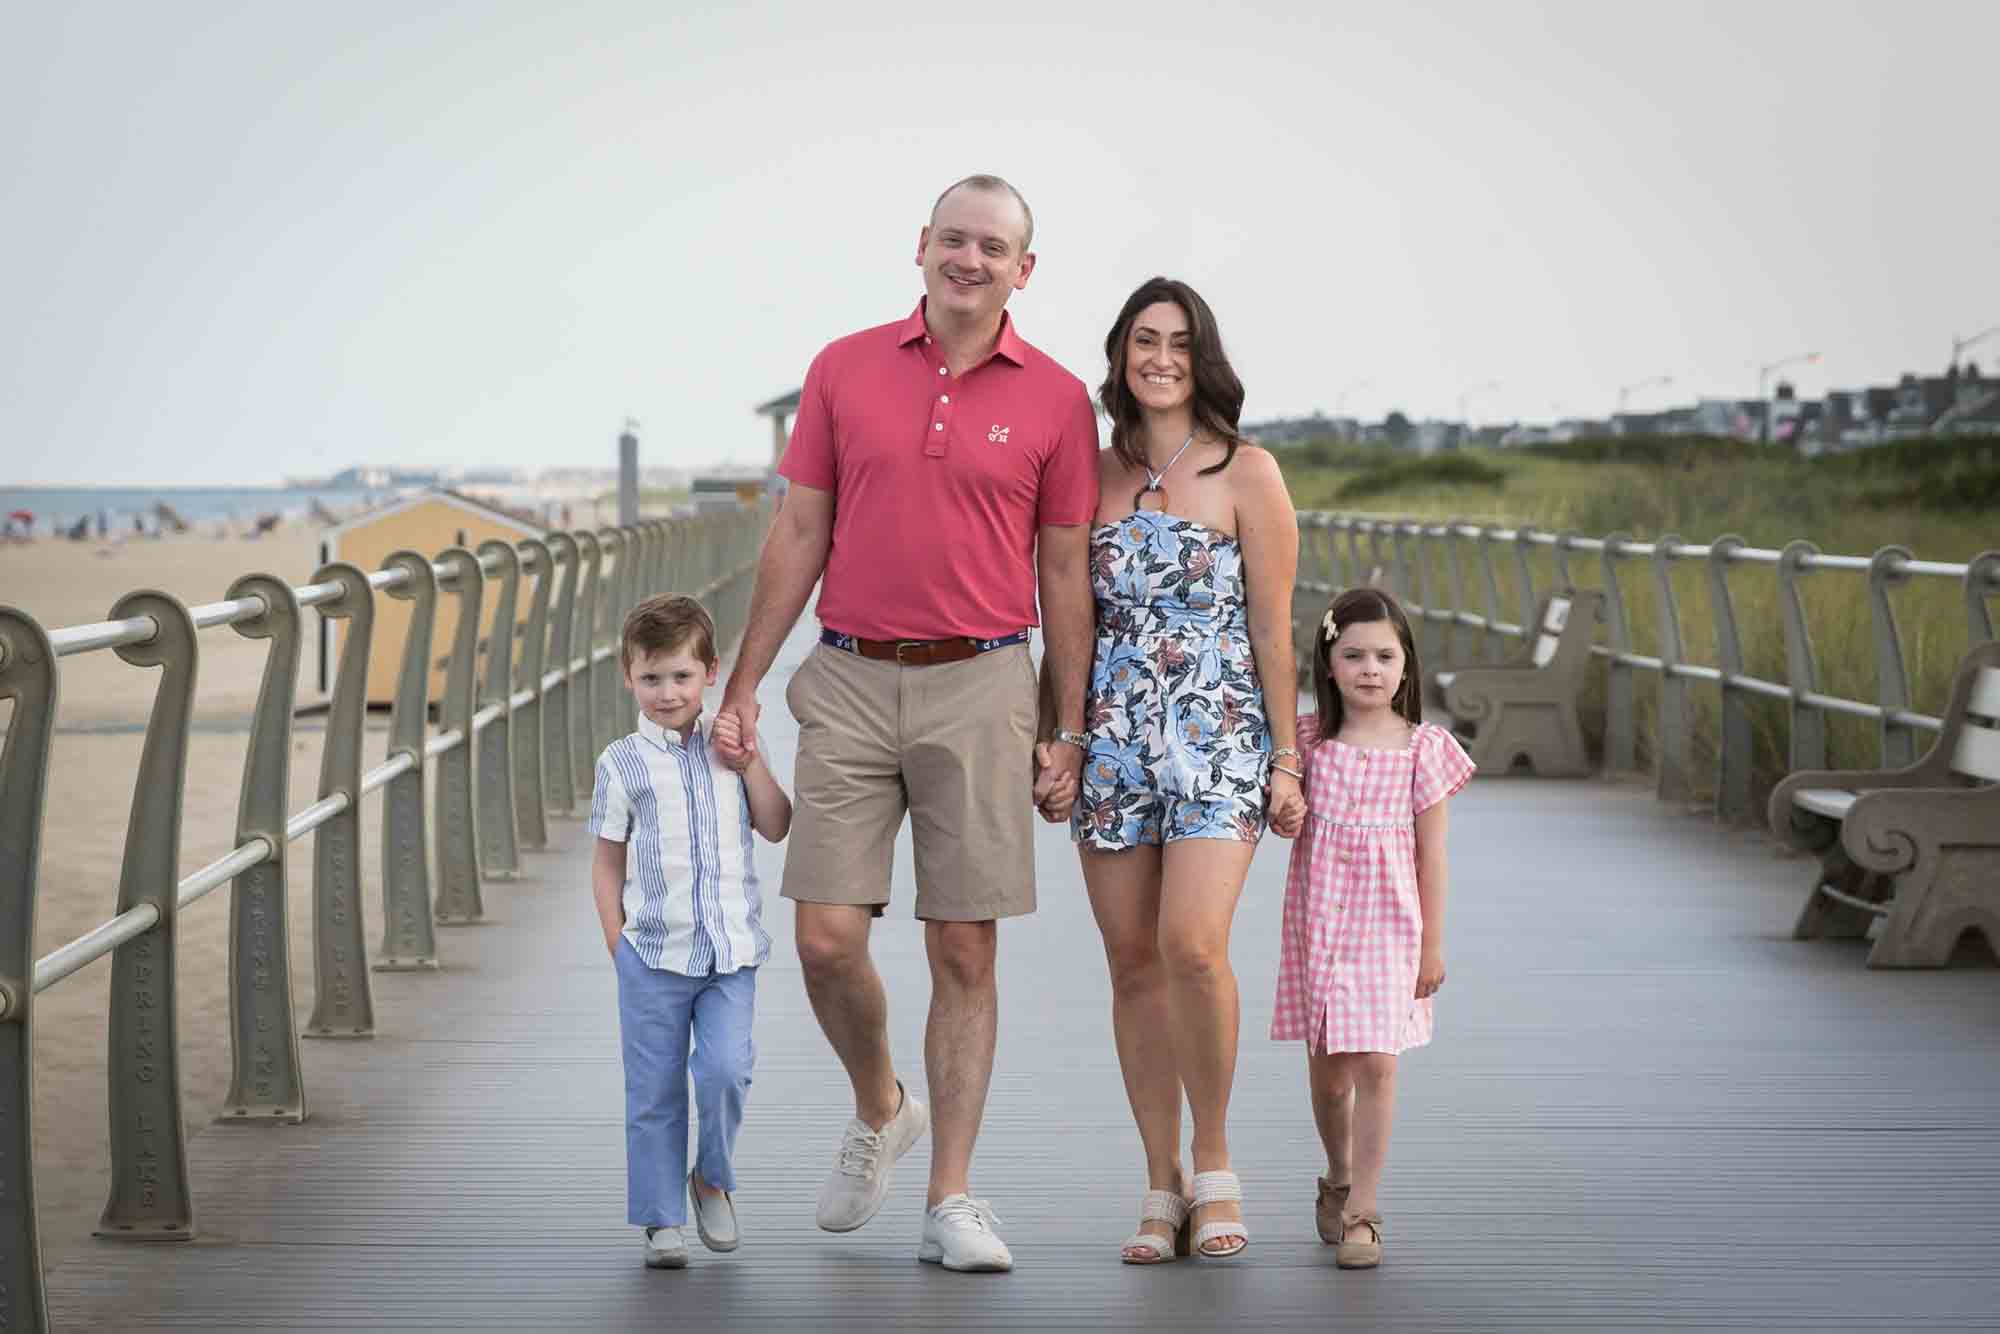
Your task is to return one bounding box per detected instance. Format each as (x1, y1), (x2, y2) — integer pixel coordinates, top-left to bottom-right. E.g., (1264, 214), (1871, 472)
(780, 301), (1100, 641)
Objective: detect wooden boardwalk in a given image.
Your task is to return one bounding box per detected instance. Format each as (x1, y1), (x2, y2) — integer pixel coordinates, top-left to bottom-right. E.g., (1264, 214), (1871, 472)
(44, 621), (2000, 1331)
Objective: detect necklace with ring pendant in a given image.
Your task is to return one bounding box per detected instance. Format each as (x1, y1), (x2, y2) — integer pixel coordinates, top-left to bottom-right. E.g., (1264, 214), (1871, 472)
(1134, 433), (1196, 513)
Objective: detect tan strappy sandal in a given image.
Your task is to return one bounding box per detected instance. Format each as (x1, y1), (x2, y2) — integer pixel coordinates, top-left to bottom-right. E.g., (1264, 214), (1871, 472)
(1315, 1177), (1351, 1244)
(1119, 1189), (1191, 1264)
(1335, 1208), (1382, 1268)
(1190, 1170), (1249, 1259)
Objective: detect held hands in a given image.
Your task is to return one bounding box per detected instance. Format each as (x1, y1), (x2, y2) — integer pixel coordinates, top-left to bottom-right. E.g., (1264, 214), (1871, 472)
(711, 710), (753, 774)
(712, 682), (761, 770)
(1416, 940), (1446, 999)
(1266, 768), (1306, 839)
(1032, 739), (1082, 824)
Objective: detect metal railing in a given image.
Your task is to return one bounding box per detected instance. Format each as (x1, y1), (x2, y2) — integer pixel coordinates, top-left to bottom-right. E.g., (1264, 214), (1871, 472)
(0, 506), (767, 1333)
(1291, 512), (2000, 819)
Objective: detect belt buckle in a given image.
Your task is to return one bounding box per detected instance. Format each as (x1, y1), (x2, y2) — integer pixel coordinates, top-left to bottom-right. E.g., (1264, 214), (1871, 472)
(895, 639), (924, 665)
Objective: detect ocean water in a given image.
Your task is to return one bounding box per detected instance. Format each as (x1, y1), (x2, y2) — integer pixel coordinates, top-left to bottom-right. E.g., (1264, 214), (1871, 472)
(0, 485), (398, 536)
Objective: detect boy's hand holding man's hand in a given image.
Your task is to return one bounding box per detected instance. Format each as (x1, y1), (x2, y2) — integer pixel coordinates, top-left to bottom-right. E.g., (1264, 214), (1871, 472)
(712, 709), (753, 772)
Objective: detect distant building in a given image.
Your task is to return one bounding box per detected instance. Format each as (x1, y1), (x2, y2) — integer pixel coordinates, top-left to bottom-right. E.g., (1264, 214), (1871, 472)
(316, 488), (547, 704)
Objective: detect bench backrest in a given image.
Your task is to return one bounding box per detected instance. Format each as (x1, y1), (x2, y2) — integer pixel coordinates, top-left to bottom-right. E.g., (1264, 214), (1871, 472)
(1951, 667), (2000, 782)
(1530, 595), (1571, 668)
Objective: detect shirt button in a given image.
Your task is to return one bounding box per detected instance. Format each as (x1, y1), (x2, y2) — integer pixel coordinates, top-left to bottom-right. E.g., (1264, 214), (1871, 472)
(938, 366), (947, 375)
(940, 394), (950, 403)
(934, 422), (944, 431)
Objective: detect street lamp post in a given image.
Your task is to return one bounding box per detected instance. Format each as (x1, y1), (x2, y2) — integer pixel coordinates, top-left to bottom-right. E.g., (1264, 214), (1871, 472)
(1614, 374), (1674, 435)
(1756, 351), (1820, 443)
(1457, 380), (1500, 448)
(1952, 326), (2000, 372)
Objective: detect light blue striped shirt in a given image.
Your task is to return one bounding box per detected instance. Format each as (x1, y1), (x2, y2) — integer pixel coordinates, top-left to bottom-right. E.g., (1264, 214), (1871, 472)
(588, 713), (770, 976)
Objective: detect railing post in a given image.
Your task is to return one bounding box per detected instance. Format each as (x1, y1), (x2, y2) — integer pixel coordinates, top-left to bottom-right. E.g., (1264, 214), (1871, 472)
(433, 548), (485, 925)
(1390, 522), (1415, 609)
(1776, 540), (1827, 773)
(1651, 536), (1693, 803)
(0, 607), (57, 1330)
(1475, 525), (1506, 662)
(304, 563), (378, 1029)
(1438, 523), (1471, 663)
(513, 537), (552, 850)
(376, 551), (440, 971)
(1600, 534), (1636, 774)
(594, 526), (627, 754)
(96, 590), (198, 1242)
(644, 519), (666, 596)
(1866, 545), (1919, 769)
(1345, 520), (1366, 588)
(1406, 524), (1437, 663)
(1964, 549), (2000, 645)
(474, 539), (521, 881)
(1551, 530), (1580, 593)
(218, 574), (309, 1118)
(1706, 537), (1755, 824)
(570, 530), (602, 794)
(1504, 524), (1536, 644)
(542, 532), (580, 816)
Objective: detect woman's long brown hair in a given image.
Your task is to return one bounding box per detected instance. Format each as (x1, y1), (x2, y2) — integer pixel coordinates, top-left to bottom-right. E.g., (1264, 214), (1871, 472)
(1098, 276), (1247, 477)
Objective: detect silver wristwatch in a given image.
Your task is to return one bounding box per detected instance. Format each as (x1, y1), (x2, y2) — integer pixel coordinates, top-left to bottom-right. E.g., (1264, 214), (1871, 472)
(1052, 728), (1090, 750)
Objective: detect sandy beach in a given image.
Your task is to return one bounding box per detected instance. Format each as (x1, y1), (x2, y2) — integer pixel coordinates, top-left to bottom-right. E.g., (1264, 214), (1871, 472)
(1, 526), (556, 1271)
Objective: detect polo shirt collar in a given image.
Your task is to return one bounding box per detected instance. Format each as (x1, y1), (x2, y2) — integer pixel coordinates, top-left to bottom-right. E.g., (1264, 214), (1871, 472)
(637, 711), (705, 752)
(900, 299), (1027, 367)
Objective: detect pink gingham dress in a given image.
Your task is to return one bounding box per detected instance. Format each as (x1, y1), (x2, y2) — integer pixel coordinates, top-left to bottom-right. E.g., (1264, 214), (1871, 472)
(1270, 715), (1475, 1054)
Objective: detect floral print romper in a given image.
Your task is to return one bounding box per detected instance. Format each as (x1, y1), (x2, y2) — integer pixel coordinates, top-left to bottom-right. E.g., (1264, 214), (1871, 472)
(1072, 510), (1271, 849)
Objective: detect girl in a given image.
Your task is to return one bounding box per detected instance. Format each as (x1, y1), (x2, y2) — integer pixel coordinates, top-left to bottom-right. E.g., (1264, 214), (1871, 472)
(1267, 587), (1474, 1269)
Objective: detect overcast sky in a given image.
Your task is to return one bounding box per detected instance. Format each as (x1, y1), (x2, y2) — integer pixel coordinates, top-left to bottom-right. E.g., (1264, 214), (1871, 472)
(4, 2), (1994, 486)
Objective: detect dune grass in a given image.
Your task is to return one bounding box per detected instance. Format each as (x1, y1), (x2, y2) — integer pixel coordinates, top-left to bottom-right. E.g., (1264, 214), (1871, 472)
(1273, 435), (2000, 814)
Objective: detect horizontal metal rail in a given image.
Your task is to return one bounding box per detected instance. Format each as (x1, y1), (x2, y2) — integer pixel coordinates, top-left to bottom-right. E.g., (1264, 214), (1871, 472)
(1307, 510), (1979, 808)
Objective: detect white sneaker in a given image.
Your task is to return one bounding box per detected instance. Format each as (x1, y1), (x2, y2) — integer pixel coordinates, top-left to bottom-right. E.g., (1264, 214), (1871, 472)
(643, 1225), (688, 1269)
(815, 1082), (930, 1232)
(689, 1173), (739, 1252)
(918, 1194), (1013, 1272)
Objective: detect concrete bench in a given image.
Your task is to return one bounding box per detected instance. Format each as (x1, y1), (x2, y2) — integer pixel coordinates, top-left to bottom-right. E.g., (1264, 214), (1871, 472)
(1431, 588), (1603, 777)
(1768, 640), (2000, 967)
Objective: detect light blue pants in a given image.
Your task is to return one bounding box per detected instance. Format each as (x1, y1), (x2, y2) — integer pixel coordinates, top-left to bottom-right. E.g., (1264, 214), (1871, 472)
(614, 938), (757, 1228)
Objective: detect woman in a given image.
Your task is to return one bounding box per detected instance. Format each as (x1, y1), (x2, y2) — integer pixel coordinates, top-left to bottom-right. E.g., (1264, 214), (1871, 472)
(1044, 277), (1302, 1262)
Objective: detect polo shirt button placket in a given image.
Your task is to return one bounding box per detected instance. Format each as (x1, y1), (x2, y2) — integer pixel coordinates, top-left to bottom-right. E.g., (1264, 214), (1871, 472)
(927, 360), (954, 458)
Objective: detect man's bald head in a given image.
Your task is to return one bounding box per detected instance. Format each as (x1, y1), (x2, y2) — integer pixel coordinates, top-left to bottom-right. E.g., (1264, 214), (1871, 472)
(930, 174), (1035, 255)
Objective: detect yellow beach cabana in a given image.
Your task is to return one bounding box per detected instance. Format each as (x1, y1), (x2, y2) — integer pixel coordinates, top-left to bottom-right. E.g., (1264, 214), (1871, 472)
(316, 489), (548, 706)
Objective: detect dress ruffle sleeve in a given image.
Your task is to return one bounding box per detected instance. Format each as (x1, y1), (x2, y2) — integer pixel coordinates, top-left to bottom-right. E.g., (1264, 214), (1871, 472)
(1411, 723), (1475, 814)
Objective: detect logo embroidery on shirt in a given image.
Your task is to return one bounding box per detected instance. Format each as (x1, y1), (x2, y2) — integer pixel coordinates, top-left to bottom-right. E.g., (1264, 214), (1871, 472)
(987, 424), (1010, 444)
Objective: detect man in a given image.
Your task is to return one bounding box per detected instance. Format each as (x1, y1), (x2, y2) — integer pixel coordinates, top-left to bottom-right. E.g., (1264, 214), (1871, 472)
(715, 174), (1097, 1272)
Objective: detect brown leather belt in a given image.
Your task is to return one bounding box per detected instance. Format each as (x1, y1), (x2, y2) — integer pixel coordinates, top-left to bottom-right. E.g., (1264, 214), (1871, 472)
(820, 628), (1030, 667)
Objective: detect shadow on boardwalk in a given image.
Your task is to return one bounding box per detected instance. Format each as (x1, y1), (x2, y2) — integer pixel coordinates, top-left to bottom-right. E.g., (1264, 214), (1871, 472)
(46, 620), (2000, 1331)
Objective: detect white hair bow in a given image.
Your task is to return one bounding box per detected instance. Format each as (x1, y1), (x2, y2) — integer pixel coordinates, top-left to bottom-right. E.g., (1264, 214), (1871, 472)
(1320, 607), (1341, 644)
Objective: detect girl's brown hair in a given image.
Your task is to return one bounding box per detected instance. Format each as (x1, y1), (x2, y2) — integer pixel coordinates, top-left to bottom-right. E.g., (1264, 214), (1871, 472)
(1313, 587), (1423, 738)
(1097, 276), (1248, 477)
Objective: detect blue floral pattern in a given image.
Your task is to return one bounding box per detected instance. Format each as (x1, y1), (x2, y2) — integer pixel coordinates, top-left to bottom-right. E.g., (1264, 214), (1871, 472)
(1072, 510), (1271, 849)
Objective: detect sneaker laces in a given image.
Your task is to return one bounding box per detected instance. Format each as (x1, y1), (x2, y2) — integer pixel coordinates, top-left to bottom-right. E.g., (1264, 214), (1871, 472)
(835, 1120), (885, 1178)
(934, 1195), (1001, 1233)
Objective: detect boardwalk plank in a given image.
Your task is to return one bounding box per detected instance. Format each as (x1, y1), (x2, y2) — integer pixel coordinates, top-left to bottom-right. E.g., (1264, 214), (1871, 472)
(44, 621), (2000, 1330)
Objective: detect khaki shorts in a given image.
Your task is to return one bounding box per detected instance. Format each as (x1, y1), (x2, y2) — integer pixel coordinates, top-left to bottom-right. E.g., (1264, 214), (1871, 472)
(782, 640), (1037, 921)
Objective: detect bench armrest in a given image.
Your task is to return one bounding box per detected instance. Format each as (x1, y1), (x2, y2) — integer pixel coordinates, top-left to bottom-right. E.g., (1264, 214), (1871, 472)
(1841, 784), (2000, 876)
(1767, 760), (1955, 847)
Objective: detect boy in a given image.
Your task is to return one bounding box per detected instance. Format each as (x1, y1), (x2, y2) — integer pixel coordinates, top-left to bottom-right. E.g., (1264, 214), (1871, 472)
(590, 594), (791, 1268)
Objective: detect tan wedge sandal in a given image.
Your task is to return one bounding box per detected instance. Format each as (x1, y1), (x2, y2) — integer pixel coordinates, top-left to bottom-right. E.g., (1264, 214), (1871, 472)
(1315, 1178), (1351, 1244)
(1119, 1189), (1191, 1264)
(1335, 1209), (1382, 1269)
